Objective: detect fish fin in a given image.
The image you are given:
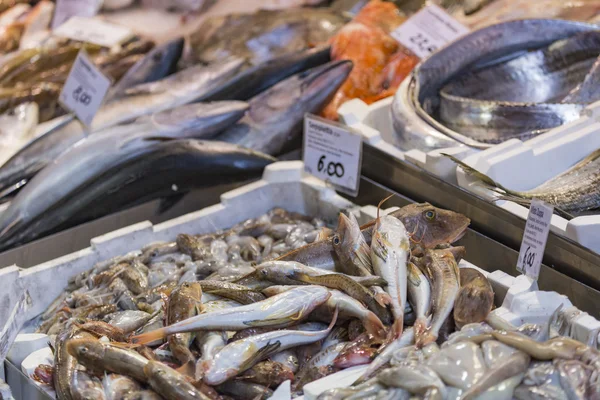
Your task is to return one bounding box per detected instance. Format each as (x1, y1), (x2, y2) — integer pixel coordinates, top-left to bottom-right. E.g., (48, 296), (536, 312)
(415, 329), (436, 349)
(238, 341), (282, 372)
(157, 194), (186, 214)
(391, 319), (403, 340)
(363, 311), (386, 340)
(374, 291), (392, 307)
(441, 153), (512, 193)
(130, 328), (168, 345)
(176, 360), (196, 378)
(413, 317), (429, 339)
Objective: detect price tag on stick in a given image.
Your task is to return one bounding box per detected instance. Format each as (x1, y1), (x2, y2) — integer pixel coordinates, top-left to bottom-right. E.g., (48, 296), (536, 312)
(59, 50), (111, 129)
(302, 114), (362, 196)
(516, 199), (554, 280)
(391, 4), (469, 59)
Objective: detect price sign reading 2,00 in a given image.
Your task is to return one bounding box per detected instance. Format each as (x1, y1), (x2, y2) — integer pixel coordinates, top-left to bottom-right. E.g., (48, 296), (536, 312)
(317, 155), (344, 178)
(522, 245), (535, 272)
(408, 33), (437, 55)
(72, 85), (92, 106)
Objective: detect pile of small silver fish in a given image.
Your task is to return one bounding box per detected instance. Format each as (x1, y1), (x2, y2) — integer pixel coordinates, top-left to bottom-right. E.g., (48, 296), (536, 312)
(319, 321), (600, 400)
(392, 19), (600, 151)
(28, 202), (480, 400)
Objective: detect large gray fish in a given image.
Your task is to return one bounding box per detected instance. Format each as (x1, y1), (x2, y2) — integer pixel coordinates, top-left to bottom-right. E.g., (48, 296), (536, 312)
(202, 46), (331, 102)
(439, 31), (600, 143)
(392, 19), (598, 151)
(0, 58), (244, 199)
(445, 151), (600, 214)
(0, 103), (275, 251)
(217, 60), (353, 155)
(563, 55), (600, 104)
(107, 37), (184, 100)
(189, 8), (345, 66)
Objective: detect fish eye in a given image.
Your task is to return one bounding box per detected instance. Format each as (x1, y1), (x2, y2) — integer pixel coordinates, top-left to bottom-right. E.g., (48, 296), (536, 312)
(260, 269), (268, 276)
(333, 236), (340, 245)
(80, 347), (88, 354)
(424, 210), (436, 220)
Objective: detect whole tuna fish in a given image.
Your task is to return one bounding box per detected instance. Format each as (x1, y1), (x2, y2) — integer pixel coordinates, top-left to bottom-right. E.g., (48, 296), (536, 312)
(217, 60), (353, 155)
(0, 58), (244, 199)
(0, 102), (275, 251)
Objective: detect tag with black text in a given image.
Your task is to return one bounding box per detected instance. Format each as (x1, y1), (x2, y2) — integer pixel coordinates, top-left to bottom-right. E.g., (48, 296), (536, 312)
(54, 16), (134, 47)
(52, 0), (102, 30)
(391, 4), (469, 59)
(59, 50), (111, 128)
(303, 114), (362, 196)
(516, 199), (554, 280)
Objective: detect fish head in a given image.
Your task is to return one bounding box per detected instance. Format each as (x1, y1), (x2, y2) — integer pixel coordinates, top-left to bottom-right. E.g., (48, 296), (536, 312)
(66, 338), (104, 363)
(248, 60), (352, 124)
(179, 281), (203, 301)
(333, 213), (362, 254)
(398, 203), (470, 248)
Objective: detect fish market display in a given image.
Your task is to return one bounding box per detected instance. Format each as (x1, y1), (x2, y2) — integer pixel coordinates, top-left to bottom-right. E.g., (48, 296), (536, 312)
(0, 102), (277, 250)
(319, 325), (600, 400)
(392, 19), (600, 151)
(323, 0), (418, 120)
(27, 202), (479, 399)
(446, 150), (600, 215)
(188, 7), (346, 66)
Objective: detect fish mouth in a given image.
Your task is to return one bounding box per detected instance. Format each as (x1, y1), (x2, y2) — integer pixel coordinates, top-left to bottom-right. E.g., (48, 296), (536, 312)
(450, 221), (470, 243)
(300, 60), (353, 96)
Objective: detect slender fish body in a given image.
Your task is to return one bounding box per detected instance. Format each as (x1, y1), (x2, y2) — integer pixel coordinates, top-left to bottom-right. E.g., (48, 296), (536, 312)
(416, 249), (460, 347)
(200, 311), (337, 385)
(131, 286), (330, 344)
(370, 215), (410, 337)
(406, 261), (431, 338)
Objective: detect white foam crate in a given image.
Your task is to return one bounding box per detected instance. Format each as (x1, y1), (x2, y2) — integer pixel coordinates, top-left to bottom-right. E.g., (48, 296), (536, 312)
(455, 101), (600, 254)
(337, 79), (477, 185)
(4, 161), (600, 400)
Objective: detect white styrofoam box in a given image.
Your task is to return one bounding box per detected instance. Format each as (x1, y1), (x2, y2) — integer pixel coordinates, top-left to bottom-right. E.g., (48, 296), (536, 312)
(337, 79), (477, 185)
(455, 103), (600, 253)
(0, 161), (358, 333)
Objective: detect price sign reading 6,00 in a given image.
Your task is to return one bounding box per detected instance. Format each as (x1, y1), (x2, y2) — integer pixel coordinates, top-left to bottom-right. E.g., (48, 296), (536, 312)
(516, 199), (553, 281)
(72, 85), (92, 106)
(318, 155), (345, 178)
(303, 114), (362, 197)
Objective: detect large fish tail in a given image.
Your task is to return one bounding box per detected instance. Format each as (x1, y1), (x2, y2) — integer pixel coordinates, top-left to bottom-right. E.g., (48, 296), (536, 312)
(131, 327), (168, 344)
(495, 194), (573, 220)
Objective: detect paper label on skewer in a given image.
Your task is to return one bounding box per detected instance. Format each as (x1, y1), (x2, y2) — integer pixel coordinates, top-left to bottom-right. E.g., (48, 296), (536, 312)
(52, 0), (103, 30)
(59, 50), (111, 128)
(516, 199), (554, 280)
(391, 4), (469, 59)
(303, 114), (362, 197)
(54, 16), (134, 47)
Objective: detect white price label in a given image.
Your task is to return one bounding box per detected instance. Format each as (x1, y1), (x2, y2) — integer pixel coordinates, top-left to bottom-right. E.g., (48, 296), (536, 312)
(59, 50), (111, 128)
(52, 0), (102, 30)
(516, 199), (554, 280)
(391, 4), (469, 59)
(303, 114), (362, 196)
(54, 16), (134, 48)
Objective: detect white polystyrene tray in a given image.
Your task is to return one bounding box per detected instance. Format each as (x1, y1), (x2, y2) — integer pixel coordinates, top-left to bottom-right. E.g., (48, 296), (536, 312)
(455, 102), (600, 254)
(338, 78), (476, 185)
(5, 161), (600, 400)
